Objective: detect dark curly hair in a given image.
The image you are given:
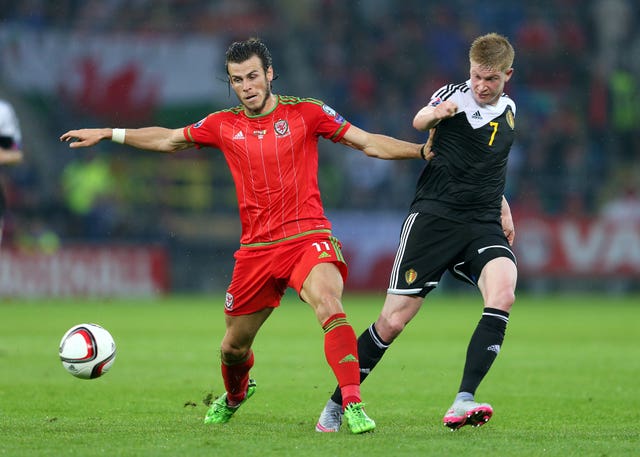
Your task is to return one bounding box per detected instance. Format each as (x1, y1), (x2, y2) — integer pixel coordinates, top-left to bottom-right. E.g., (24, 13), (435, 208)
(225, 38), (272, 74)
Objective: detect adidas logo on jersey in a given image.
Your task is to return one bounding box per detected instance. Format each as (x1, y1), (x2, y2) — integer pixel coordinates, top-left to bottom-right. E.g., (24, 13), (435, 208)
(472, 110), (483, 120)
(233, 131), (245, 140)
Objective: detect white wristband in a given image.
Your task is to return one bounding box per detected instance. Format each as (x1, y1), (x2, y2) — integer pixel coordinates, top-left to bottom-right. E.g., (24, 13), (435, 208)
(111, 128), (126, 144)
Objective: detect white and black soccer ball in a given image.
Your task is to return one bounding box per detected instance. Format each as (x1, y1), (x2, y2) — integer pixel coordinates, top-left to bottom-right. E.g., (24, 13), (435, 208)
(59, 323), (116, 379)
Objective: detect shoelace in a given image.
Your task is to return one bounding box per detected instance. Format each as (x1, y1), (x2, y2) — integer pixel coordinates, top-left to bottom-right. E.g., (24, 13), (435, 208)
(345, 403), (366, 416)
(211, 400), (234, 415)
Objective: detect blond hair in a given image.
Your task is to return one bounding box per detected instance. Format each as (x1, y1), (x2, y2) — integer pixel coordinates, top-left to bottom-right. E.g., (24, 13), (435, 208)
(469, 33), (514, 72)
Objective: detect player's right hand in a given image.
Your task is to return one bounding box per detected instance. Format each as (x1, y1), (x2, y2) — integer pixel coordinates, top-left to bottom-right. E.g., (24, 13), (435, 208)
(433, 100), (457, 120)
(59, 128), (110, 148)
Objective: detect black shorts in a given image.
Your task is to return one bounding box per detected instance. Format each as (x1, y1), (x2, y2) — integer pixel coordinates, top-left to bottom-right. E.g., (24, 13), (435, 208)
(387, 212), (516, 297)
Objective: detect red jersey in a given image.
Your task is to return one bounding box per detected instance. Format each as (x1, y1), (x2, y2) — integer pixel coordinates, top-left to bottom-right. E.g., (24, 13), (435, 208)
(184, 95), (351, 246)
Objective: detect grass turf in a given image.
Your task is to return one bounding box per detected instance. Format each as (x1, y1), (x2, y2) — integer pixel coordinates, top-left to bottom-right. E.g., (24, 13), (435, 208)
(0, 292), (637, 456)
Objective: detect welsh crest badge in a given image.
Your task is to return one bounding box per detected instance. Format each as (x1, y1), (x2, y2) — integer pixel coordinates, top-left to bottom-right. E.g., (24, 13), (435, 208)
(225, 292), (234, 311)
(274, 119), (289, 136)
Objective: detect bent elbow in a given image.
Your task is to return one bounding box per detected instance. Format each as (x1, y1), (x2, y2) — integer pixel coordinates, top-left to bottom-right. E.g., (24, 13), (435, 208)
(413, 118), (427, 132)
(165, 141), (192, 154)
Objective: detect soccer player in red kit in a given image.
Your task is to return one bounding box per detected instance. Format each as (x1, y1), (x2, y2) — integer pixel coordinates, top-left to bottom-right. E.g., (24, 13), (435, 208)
(60, 38), (426, 434)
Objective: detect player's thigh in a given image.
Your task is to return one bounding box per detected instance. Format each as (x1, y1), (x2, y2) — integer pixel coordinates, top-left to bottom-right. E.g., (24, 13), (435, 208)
(452, 225), (516, 286)
(388, 213), (457, 295)
(289, 234), (347, 319)
(299, 262), (345, 322)
(226, 247), (286, 315)
(221, 307), (274, 359)
(477, 257), (517, 312)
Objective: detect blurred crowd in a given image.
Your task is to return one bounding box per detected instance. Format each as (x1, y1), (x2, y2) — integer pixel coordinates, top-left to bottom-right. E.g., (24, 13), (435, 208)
(1, 0), (640, 246)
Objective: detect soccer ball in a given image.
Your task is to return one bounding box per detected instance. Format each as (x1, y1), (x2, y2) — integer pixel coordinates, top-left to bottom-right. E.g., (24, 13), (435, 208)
(59, 323), (116, 379)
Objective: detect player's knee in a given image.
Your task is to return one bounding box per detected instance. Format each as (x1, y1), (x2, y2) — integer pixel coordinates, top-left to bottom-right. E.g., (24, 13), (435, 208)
(376, 314), (406, 342)
(486, 288), (515, 312)
(220, 343), (250, 365)
(312, 294), (344, 324)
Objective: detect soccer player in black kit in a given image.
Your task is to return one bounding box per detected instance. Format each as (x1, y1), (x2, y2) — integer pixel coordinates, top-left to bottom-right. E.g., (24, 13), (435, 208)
(316, 32), (518, 432)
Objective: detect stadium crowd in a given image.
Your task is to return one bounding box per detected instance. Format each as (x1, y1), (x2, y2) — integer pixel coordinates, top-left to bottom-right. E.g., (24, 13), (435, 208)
(1, 0), (639, 245)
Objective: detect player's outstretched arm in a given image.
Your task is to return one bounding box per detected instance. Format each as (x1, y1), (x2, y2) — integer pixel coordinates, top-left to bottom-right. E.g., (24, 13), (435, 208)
(60, 127), (193, 153)
(339, 125), (426, 160)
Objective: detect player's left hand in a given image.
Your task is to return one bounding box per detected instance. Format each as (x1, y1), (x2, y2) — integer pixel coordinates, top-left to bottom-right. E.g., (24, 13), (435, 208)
(500, 196), (515, 245)
(422, 128), (436, 160)
(501, 213), (515, 245)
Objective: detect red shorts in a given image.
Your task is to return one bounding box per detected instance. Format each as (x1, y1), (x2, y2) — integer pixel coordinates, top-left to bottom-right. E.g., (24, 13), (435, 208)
(224, 232), (348, 315)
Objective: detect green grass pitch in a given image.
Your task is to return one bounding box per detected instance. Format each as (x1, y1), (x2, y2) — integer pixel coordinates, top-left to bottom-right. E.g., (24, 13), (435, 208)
(1, 292), (638, 456)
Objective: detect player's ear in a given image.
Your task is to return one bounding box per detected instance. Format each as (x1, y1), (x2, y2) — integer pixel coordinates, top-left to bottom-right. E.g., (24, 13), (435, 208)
(504, 68), (514, 82)
(266, 66), (274, 82)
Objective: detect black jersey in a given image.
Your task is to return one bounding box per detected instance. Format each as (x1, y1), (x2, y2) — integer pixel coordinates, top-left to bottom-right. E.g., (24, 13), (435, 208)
(410, 81), (516, 223)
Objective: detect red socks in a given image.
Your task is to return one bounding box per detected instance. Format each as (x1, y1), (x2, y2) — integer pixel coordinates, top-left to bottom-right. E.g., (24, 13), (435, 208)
(221, 314), (363, 409)
(221, 350), (254, 405)
(322, 313), (361, 407)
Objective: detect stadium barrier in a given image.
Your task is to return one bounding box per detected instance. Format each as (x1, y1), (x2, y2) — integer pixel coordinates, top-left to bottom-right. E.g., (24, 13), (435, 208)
(329, 211), (640, 291)
(0, 245), (169, 297)
(1, 213), (637, 296)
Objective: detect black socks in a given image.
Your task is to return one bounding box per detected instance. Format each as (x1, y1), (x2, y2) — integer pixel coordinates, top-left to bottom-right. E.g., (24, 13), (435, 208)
(458, 307), (509, 395)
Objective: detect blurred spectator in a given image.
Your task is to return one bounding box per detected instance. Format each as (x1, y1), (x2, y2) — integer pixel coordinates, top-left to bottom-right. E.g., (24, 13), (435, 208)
(0, 98), (24, 245)
(601, 188), (640, 223)
(591, 0), (634, 72)
(599, 164), (640, 223)
(608, 68), (640, 163)
(61, 155), (117, 239)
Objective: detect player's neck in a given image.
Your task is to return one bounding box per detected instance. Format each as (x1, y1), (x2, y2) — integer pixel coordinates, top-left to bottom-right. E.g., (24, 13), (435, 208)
(245, 93), (277, 117)
(263, 93), (277, 112)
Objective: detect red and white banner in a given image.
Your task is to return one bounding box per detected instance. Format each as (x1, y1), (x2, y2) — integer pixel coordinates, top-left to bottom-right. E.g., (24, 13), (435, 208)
(0, 245), (169, 297)
(514, 215), (640, 277)
(330, 211), (640, 291)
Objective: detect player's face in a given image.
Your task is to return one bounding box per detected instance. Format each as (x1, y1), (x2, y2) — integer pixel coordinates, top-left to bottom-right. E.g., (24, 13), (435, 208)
(228, 55), (275, 115)
(469, 61), (513, 106)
